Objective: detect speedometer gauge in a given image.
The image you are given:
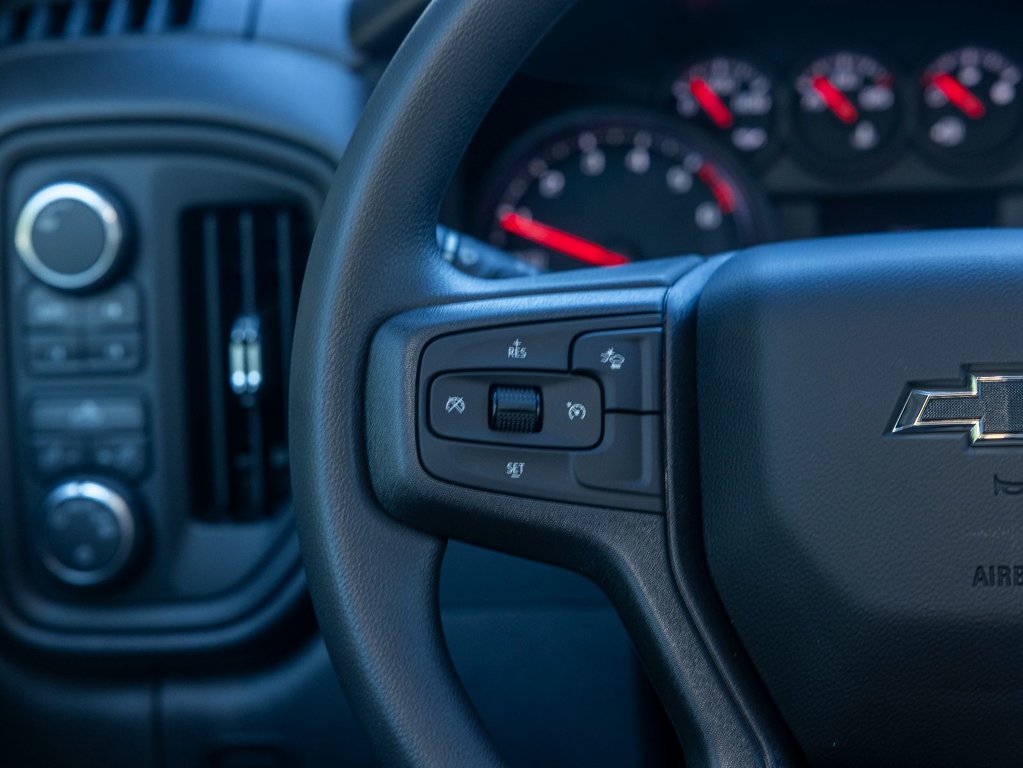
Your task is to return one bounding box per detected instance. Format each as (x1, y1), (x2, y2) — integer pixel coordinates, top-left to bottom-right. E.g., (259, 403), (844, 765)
(480, 113), (766, 272)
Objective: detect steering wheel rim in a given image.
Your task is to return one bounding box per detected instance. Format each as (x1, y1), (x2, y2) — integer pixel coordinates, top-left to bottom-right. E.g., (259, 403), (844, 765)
(290, 0), (795, 765)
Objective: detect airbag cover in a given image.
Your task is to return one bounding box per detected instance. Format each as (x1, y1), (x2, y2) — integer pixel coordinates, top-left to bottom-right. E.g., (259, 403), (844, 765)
(699, 231), (1023, 767)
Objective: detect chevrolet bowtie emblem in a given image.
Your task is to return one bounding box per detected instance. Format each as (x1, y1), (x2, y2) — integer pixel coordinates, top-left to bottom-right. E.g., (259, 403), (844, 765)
(892, 373), (1023, 444)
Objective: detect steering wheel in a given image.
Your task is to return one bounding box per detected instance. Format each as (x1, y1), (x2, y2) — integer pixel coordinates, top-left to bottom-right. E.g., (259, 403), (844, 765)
(291, 0), (1023, 766)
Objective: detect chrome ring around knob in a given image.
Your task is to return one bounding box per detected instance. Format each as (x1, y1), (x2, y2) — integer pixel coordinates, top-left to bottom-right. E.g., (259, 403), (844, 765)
(38, 480), (137, 587)
(14, 182), (125, 291)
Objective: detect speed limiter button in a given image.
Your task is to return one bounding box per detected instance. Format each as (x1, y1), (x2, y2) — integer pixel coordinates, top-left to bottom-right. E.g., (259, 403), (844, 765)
(571, 328), (662, 412)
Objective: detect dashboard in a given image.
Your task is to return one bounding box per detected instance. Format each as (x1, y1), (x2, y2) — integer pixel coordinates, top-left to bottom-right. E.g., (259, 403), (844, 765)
(446, 0), (1023, 273)
(0, 0), (1019, 766)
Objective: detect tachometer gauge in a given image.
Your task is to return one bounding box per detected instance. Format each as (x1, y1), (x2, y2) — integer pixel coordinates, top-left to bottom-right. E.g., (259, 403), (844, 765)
(794, 52), (900, 166)
(672, 57), (777, 162)
(480, 113), (767, 272)
(920, 46), (1023, 163)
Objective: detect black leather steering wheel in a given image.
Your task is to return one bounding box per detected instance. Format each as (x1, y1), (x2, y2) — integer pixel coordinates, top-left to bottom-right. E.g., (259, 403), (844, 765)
(291, 1), (1023, 766)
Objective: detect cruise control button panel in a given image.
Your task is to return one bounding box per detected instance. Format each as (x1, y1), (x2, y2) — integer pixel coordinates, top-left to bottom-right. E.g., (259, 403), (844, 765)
(430, 372), (602, 448)
(419, 316), (664, 512)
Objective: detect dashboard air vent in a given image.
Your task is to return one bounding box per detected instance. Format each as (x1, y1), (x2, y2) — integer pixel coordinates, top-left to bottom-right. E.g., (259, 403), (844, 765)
(181, 205), (310, 522)
(0, 0), (195, 45)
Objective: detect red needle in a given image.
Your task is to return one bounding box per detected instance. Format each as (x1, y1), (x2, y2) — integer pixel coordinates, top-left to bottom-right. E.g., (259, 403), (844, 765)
(689, 76), (735, 129)
(499, 212), (630, 267)
(696, 164), (737, 214)
(811, 75), (859, 124)
(931, 72), (986, 119)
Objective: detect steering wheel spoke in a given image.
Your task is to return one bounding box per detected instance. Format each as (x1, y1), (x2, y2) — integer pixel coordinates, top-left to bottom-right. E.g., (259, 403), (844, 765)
(357, 259), (791, 766)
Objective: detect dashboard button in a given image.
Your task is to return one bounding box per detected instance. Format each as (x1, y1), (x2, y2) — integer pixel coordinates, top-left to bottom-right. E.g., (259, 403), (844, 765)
(573, 414), (663, 496)
(85, 283), (141, 329)
(85, 332), (142, 373)
(31, 396), (146, 433)
(32, 437), (87, 478)
(27, 335), (84, 375)
(91, 434), (147, 478)
(23, 286), (81, 329)
(571, 328), (662, 411)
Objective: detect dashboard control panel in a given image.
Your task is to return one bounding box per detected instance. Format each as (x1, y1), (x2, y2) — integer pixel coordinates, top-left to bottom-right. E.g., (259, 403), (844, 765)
(7, 178), (149, 592)
(0, 134), (325, 647)
(419, 316), (664, 512)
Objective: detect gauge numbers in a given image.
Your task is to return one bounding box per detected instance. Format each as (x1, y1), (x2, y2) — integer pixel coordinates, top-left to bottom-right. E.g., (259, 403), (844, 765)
(484, 116), (763, 272)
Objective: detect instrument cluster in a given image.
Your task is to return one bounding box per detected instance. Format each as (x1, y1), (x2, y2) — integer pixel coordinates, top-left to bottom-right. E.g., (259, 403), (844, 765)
(469, 41), (1023, 273)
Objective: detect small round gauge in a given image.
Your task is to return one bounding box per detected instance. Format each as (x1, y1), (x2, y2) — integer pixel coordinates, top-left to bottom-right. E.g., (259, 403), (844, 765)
(672, 57), (777, 161)
(480, 113), (766, 272)
(920, 46), (1023, 161)
(794, 52), (900, 165)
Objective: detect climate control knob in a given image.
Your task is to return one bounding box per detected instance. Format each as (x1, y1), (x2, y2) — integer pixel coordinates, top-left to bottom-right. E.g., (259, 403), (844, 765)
(14, 182), (127, 291)
(37, 480), (139, 587)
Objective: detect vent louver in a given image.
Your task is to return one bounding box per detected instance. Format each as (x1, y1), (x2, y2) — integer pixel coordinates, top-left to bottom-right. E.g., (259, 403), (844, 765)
(0, 0), (194, 45)
(181, 206), (310, 522)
